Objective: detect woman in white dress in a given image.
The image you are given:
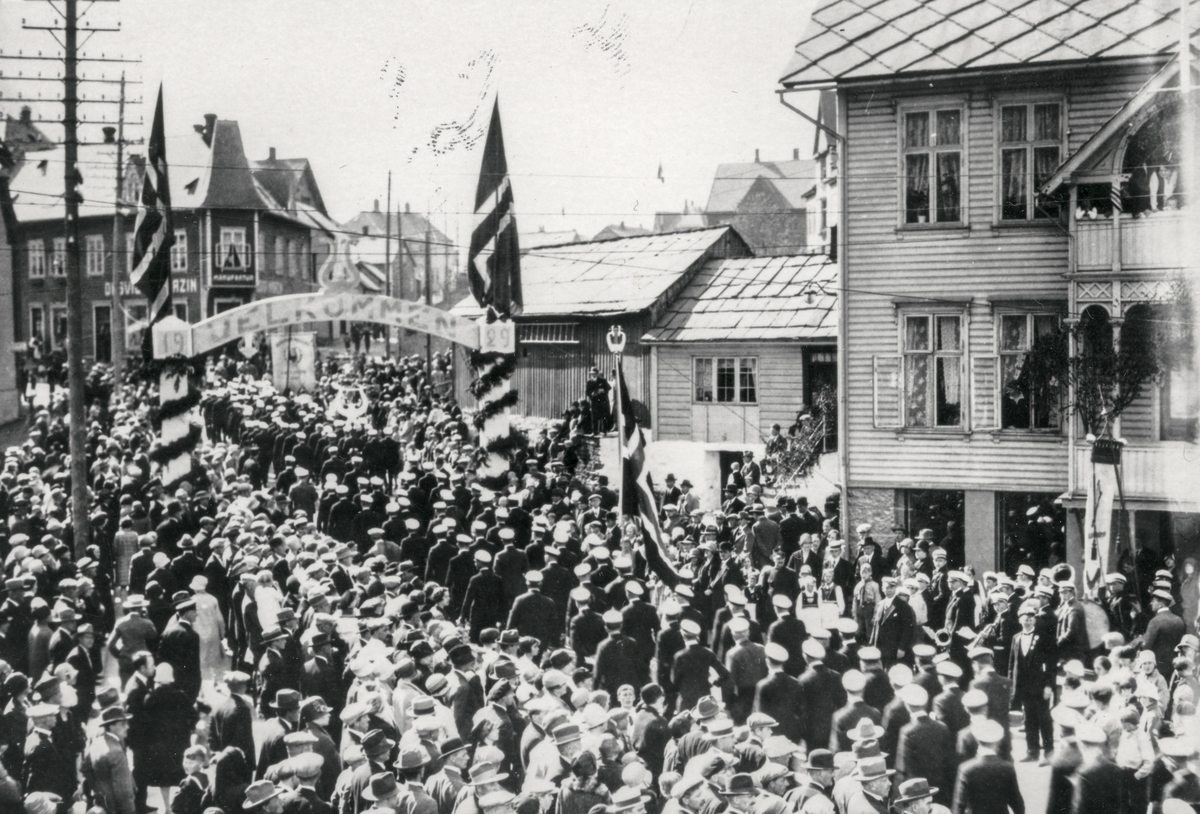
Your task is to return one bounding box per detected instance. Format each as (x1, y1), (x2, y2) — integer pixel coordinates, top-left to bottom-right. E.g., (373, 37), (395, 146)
(190, 575), (226, 688)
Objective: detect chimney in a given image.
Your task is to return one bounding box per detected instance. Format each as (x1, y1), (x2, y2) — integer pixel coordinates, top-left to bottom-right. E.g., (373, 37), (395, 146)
(373, 199), (380, 213)
(102, 127), (116, 144)
(200, 113), (217, 147)
(268, 147), (276, 162)
(794, 148), (799, 160)
(19, 106), (31, 124)
(405, 202), (410, 214)
(755, 148), (760, 163)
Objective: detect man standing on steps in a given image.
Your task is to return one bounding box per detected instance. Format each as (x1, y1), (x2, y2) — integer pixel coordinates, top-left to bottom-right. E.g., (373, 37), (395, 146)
(1009, 600), (1055, 765)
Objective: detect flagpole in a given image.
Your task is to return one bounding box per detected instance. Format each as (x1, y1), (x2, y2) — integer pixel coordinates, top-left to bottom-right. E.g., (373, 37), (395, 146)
(606, 325), (627, 527)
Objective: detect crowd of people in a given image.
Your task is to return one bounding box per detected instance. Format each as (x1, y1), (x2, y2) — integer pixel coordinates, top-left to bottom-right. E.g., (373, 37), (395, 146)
(0, 347), (1197, 814)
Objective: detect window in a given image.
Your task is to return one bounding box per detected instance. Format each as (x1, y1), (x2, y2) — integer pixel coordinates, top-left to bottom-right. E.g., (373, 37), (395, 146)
(694, 357), (757, 404)
(85, 235), (105, 276)
(171, 229), (188, 271)
(93, 304), (112, 363)
(1162, 359), (1199, 441)
(50, 305), (68, 349)
(998, 313), (1062, 429)
(517, 323), (578, 344)
(28, 241), (46, 279)
(29, 306), (44, 345)
(287, 239), (298, 277)
(999, 102), (1062, 220)
(902, 108), (962, 224)
(903, 315), (962, 427)
(50, 238), (67, 277)
(126, 232), (135, 272)
(274, 236), (285, 276)
(218, 227), (249, 269)
(173, 302), (188, 323)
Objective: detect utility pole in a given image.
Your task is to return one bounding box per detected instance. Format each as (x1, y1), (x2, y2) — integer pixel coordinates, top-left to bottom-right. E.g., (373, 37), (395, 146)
(425, 227), (432, 371)
(383, 172), (391, 355)
(62, 0), (91, 558)
(109, 72), (126, 393)
(396, 204), (404, 356)
(19, 0), (125, 558)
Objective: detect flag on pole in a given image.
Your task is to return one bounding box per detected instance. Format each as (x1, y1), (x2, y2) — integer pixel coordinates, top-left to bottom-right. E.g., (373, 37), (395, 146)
(468, 98), (523, 318)
(616, 359), (679, 589)
(130, 85), (175, 357)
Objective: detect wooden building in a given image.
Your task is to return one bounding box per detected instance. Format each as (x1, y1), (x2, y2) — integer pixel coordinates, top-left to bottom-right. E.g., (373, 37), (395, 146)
(642, 253), (837, 508)
(703, 150), (813, 256)
(779, 0), (1199, 571)
(451, 226), (752, 425)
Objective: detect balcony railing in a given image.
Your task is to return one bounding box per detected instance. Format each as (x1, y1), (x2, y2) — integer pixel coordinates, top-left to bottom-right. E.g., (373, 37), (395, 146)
(1072, 443), (1200, 504)
(1075, 210), (1188, 272)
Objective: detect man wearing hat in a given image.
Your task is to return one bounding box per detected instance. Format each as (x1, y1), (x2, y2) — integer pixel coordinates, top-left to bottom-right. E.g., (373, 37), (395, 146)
(87, 705), (135, 814)
(1143, 587), (1186, 681)
(870, 576), (916, 667)
(257, 689), (303, 779)
(24, 702), (75, 804)
(795, 639), (844, 755)
(1072, 723), (1125, 814)
(845, 757), (894, 814)
(753, 642), (805, 744)
(941, 570), (976, 671)
(1054, 580), (1088, 666)
(243, 779), (286, 814)
(158, 594), (202, 700)
(621, 580), (660, 676)
(670, 619), (732, 712)
(891, 776), (943, 814)
(211, 671), (257, 764)
(765, 593), (807, 678)
(460, 551), (504, 642)
(507, 571), (559, 650)
(65, 623), (101, 716)
(1099, 573), (1140, 643)
(594, 609), (646, 699)
(108, 595), (158, 686)
(1010, 600), (1055, 763)
(895, 683), (953, 806)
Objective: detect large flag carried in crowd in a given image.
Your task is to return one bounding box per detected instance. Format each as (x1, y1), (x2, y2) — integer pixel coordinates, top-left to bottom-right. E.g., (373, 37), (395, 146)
(616, 360), (679, 589)
(467, 99), (523, 319)
(130, 85), (176, 358)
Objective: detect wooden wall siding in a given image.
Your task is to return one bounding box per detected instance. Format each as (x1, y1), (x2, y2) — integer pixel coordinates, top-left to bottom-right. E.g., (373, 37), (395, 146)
(843, 64), (1158, 494)
(455, 315), (653, 425)
(1075, 213), (1187, 272)
(655, 342), (806, 442)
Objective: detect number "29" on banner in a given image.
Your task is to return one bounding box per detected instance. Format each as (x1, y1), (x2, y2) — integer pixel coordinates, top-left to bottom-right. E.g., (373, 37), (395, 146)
(478, 320), (515, 353)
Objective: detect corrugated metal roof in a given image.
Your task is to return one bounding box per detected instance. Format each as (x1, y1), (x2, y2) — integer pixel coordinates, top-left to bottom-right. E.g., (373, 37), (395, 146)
(642, 253), (837, 343)
(705, 159), (814, 212)
(451, 226), (736, 318)
(780, 0), (1199, 88)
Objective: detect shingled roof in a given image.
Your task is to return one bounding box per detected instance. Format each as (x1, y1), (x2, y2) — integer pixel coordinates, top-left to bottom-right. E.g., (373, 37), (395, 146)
(780, 0), (1200, 88)
(642, 254), (837, 344)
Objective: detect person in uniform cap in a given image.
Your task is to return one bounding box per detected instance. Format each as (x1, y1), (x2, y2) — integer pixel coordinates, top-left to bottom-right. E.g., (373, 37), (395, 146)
(158, 594), (202, 700)
(895, 683), (954, 807)
(507, 570), (559, 650)
(460, 550), (504, 643)
(766, 593), (807, 678)
(1010, 600), (1055, 763)
(594, 609), (645, 699)
(830, 671), (881, 752)
(671, 618), (731, 711)
(950, 718), (1023, 814)
(797, 639), (844, 755)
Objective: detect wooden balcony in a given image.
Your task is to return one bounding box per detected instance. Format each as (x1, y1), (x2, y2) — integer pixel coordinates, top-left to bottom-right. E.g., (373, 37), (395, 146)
(1075, 210), (1188, 272)
(1072, 443), (1200, 505)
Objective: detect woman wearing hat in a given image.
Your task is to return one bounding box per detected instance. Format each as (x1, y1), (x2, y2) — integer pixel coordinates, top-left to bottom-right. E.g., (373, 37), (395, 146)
(141, 662), (199, 810)
(557, 750), (611, 814)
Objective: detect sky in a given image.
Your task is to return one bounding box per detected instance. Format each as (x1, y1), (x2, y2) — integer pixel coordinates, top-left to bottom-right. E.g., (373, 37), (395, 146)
(1, 0), (819, 253)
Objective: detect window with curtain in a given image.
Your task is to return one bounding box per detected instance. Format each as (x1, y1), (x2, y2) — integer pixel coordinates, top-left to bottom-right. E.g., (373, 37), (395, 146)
(903, 314), (962, 427)
(902, 108), (962, 224)
(999, 102), (1062, 220)
(694, 357), (758, 404)
(999, 313), (1062, 430)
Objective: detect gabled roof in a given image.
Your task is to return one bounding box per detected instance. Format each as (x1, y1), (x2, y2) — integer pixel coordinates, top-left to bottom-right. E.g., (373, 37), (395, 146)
(780, 0), (1200, 89)
(593, 222), (652, 241)
(1041, 55), (1196, 193)
(521, 228), (583, 249)
(705, 159), (813, 212)
(9, 143), (121, 221)
(643, 254), (837, 343)
(451, 226), (750, 318)
(252, 156), (330, 217)
(342, 209), (450, 244)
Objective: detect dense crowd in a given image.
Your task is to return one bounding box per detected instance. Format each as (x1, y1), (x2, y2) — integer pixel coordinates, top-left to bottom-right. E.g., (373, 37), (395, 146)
(0, 348), (1197, 814)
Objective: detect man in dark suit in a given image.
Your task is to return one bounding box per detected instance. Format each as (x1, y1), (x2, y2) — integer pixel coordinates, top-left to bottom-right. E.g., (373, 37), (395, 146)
(631, 684), (671, 779)
(797, 639), (846, 753)
(895, 683), (955, 807)
(871, 578), (916, 666)
(1142, 587), (1186, 681)
(1009, 600), (1055, 762)
(507, 570), (559, 649)
(124, 651), (156, 814)
(754, 642), (806, 744)
(672, 619), (732, 712)
(766, 594), (808, 677)
(879, 666), (912, 767)
(445, 644), (485, 741)
(65, 624), (100, 717)
(830, 670), (882, 752)
(1054, 581), (1089, 665)
(1071, 723), (1124, 814)
(23, 703), (76, 802)
(932, 661), (970, 736)
(620, 582), (660, 677)
(568, 588), (607, 660)
(593, 610), (647, 698)
(157, 596), (202, 700)
(943, 570), (977, 672)
(300, 633), (341, 712)
(209, 670), (256, 763)
(459, 551), (504, 642)
(257, 689), (302, 779)
(968, 647), (1013, 739)
(952, 719), (1025, 814)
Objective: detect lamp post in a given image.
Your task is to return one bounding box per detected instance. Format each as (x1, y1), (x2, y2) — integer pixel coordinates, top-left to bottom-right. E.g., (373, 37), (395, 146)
(606, 325), (627, 522)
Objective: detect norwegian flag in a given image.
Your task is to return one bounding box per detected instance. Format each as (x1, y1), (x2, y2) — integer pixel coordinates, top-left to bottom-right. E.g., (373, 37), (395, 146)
(130, 86), (175, 355)
(467, 99), (523, 318)
(616, 359), (679, 589)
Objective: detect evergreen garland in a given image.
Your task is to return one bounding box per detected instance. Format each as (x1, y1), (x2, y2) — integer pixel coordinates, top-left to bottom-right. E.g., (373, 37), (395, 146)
(472, 390), (519, 430)
(468, 355), (518, 399)
(147, 423), (202, 466)
(150, 386), (202, 430)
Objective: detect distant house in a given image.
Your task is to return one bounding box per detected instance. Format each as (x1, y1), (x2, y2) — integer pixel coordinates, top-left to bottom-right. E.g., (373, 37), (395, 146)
(653, 202), (707, 233)
(340, 202), (465, 357)
(802, 91), (839, 256)
(592, 221), (652, 241)
(704, 150), (812, 256)
(642, 253), (837, 507)
(451, 226), (753, 424)
(522, 227), (583, 249)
